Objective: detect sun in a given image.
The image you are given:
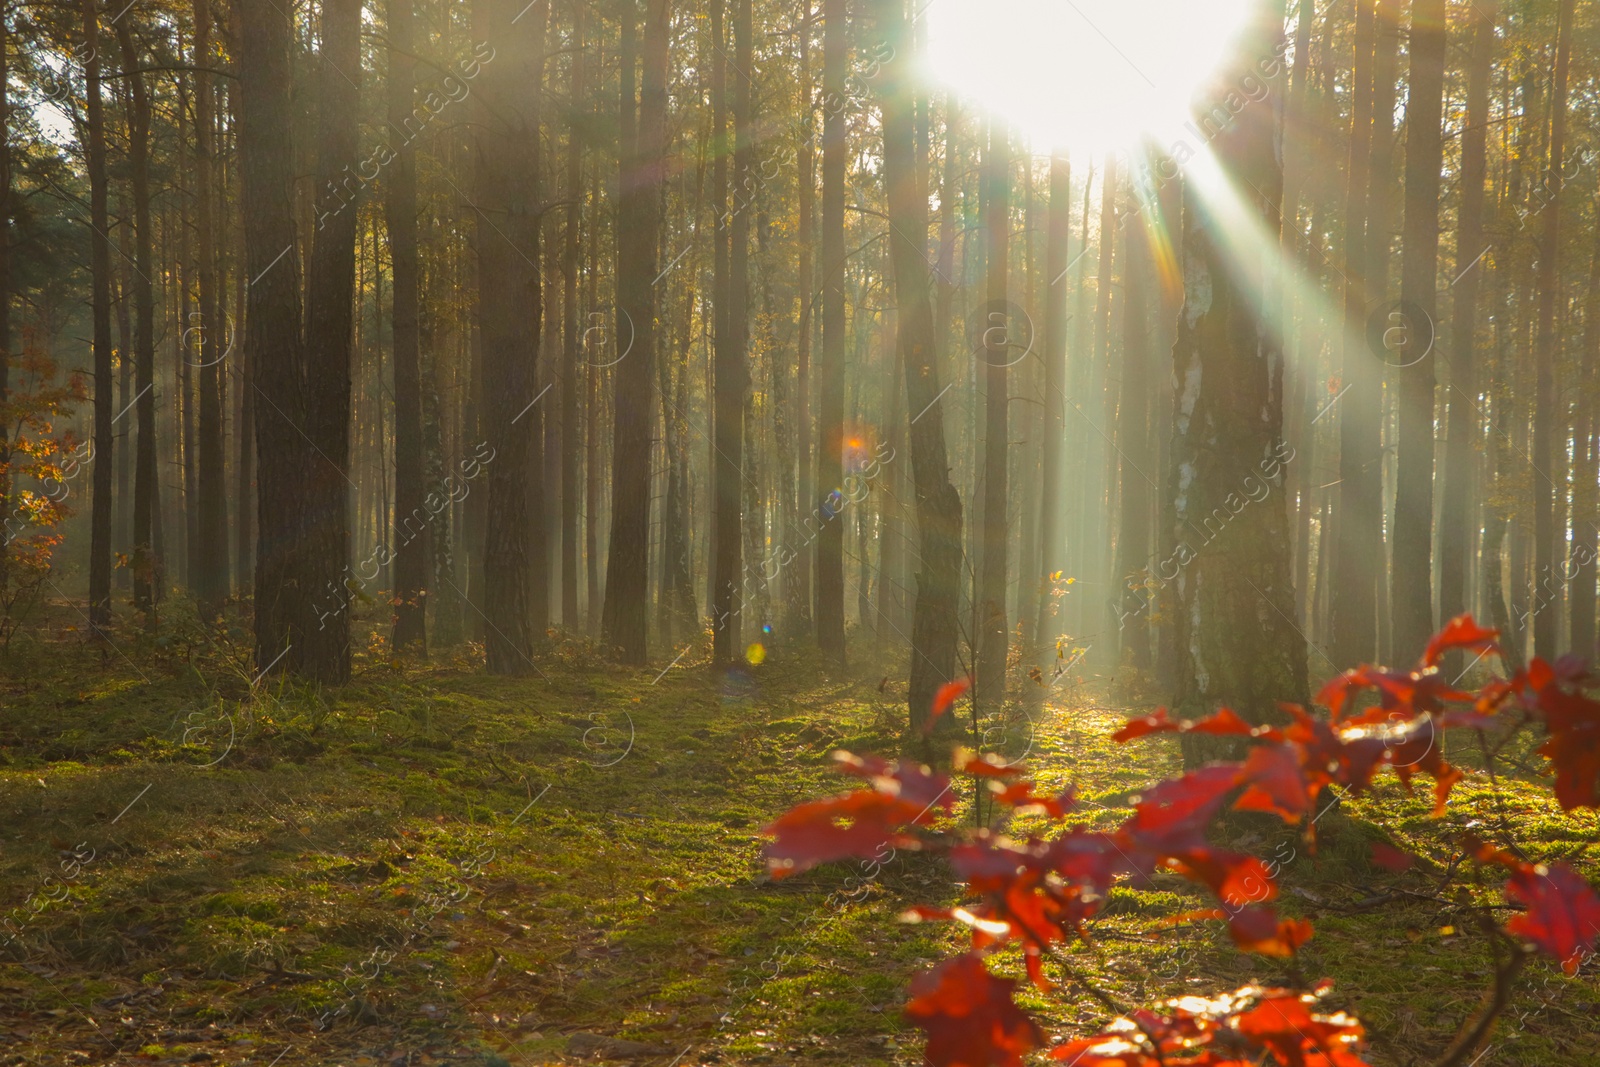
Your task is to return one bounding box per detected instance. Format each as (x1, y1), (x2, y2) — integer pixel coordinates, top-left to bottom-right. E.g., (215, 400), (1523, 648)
(922, 0), (1258, 156)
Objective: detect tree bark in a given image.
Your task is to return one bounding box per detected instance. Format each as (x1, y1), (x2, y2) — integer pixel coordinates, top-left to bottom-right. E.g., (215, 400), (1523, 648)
(1440, 0), (1496, 670)
(1171, 0), (1308, 753)
(871, 0), (964, 736)
(186, 0), (228, 615)
(1116, 166), (1153, 669)
(474, 0), (543, 673)
(83, 0), (114, 630)
(1531, 0), (1574, 659)
(601, 0), (667, 664)
(973, 116), (1010, 705)
(387, 0), (428, 654)
(1329, 0), (1378, 669)
(560, 4), (585, 629)
(813, 0), (847, 663)
(114, 23), (158, 625)
(239, 0), (307, 675)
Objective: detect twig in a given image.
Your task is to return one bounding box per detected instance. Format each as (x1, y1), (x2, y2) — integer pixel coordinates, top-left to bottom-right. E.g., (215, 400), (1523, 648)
(1430, 927), (1528, 1067)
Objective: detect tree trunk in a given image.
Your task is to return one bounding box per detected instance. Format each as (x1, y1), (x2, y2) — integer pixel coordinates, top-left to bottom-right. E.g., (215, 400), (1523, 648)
(791, 10), (815, 636)
(1330, 0), (1378, 669)
(119, 23), (158, 625)
(292, 0), (362, 682)
(0, 12), (9, 588)
(1116, 165), (1153, 670)
(601, 0), (667, 664)
(186, 0), (228, 615)
(813, 0), (847, 663)
(560, 4), (585, 629)
(974, 116), (1009, 705)
(1440, 0), (1496, 671)
(871, 0), (964, 736)
(1531, 0), (1574, 659)
(1031, 151), (1069, 678)
(239, 0), (307, 675)
(83, 0), (114, 630)
(1171, 0), (1308, 753)
(387, 0), (428, 654)
(474, 0), (543, 673)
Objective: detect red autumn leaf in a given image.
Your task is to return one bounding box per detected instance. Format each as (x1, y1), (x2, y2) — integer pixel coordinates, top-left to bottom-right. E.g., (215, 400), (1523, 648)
(1234, 743), (1311, 822)
(1113, 706), (1258, 743)
(1121, 765), (1243, 853)
(1532, 686), (1600, 810)
(1232, 990), (1368, 1066)
(990, 780), (1075, 818)
(1504, 860), (1600, 975)
(1370, 842), (1414, 872)
(1228, 906), (1314, 957)
(1422, 614), (1498, 668)
(926, 676), (973, 735)
(1053, 985), (1368, 1067)
(763, 790), (926, 878)
(904, 953), (1043, 1067)
(834, 750), (956, 814)
(954, 749), (1026, 779)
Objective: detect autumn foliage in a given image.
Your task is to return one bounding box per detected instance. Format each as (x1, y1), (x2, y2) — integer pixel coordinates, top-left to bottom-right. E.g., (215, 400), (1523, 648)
(764, 617), (1600, 1066)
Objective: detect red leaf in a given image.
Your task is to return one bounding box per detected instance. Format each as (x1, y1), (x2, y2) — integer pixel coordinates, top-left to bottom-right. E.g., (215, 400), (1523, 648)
(1122, 766), (1243, 853)
(990, 781), (1075, 818)
(1234, 743), (1312, 823)
(904, 953), (1043, 1067)
(1505, 861), (1600, 975)
(1228, 906), (1314, 957)
(1370, 843), (1414, 872)
(1423, 615), (1498, 668)
(1233, 990), (1367, 1066)
(926, 676), (973, 735)
(1113, 706), (1258, 743)
(1533, 686), (1600, 810)
(954, 749), (1027, 780)
(1053, 984), (1369, 1066)
(763, 790), (925, 878)
(834, 750), (956, 813)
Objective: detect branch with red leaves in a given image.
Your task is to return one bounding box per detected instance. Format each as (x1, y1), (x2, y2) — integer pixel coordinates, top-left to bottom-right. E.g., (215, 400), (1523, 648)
(762, 616), (1600, 1067)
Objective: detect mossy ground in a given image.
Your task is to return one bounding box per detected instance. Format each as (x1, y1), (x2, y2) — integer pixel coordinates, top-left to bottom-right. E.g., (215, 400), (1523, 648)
(0, 608), (1595, 1066)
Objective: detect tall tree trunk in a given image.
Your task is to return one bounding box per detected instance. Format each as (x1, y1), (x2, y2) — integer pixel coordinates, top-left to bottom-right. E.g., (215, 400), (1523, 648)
(234, 54), (255, 600)
(601, 0), (667, 664)
(0, 11), (9, 588)
(475, 0), (543, 673)
(975, 116), (1010, 705)
(293, 0), (362, 682)
(186, 1), (228, 615)
(560, 4), (584, 629)
(1116, 170), (1153, 670)
(120, 24), (157, 625)
(240, 0), (307, 674)
(387, 0), (428, 653)
(792, 9), (815, 635)
(83, 0), (114, 630)
(1089, 154), (1118, 655)
(1390, 0), (1448, 661)
(1031, 151), (1069, 676)
(1572, 184), (1600, 660)
(1330, 0), (1377, 669)
(714, 0), (754, 663)
(1440, 0), (1496, 670)
(813, 0), (847, 662)
(1171, 0), (1308, 752)
(872, 0), (964, 734)
(1531, 0), (1574, 659)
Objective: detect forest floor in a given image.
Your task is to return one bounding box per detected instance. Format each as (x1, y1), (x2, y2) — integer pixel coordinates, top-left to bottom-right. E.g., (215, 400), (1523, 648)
(0, 605), (1597, 1067)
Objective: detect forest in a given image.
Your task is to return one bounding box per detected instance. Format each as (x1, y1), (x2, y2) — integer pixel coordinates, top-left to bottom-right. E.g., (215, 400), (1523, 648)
(3, 0), (1600, 1063)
